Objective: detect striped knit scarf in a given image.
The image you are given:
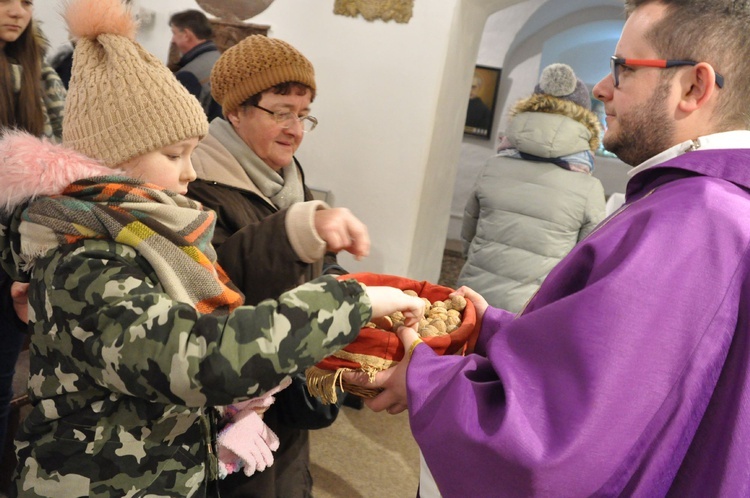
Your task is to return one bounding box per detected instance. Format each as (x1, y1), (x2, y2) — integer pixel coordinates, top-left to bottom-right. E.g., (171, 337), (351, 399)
(20, 176), (243, 315)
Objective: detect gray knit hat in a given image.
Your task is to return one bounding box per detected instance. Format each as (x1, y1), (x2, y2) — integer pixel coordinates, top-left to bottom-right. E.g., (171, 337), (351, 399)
(534, 63), (591, 110)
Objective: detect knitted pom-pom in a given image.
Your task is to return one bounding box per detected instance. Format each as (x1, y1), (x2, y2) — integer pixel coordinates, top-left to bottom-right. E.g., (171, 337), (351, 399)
(538, 63), (577, 97)
(65, 0), (137, 41)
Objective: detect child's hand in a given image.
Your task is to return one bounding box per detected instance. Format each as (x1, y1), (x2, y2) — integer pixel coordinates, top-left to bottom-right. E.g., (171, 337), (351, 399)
(11, 282), (29, 324)
(364, 286), (425, 328)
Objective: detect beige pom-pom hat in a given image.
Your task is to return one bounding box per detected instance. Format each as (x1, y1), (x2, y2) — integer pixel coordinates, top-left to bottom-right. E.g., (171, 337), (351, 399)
(62, 0), (208, 167)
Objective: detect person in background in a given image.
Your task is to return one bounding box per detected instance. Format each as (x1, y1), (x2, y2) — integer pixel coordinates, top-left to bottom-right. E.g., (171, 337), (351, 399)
(346, 0), (750, 496)
(457, 63), (606, 313)
(0, 0), (66, 468)
(0, 0), (65, 140)
(48, 40), (74, 89)
(0, 0), (424, 495)
(188, 34), (367, 498)
(169, 9), (222, 122)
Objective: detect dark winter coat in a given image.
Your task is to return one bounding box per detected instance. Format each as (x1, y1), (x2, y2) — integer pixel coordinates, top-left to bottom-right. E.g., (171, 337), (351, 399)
(189, 131), (343, 307)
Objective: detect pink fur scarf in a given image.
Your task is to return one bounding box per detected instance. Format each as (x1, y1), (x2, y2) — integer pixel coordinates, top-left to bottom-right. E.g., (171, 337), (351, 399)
(0, 131), (120, 212)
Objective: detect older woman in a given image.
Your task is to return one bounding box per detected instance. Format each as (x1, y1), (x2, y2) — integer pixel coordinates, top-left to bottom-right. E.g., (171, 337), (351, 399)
(188, 35), (368, 498)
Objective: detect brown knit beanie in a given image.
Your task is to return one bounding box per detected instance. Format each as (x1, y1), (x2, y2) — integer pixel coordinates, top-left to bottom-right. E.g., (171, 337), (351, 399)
(211, 35), (316, 116)
(62, 0), (208, 167)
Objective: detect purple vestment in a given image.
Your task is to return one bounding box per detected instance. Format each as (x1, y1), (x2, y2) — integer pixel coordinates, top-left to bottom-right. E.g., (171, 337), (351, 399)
(409, 149), (750, 497)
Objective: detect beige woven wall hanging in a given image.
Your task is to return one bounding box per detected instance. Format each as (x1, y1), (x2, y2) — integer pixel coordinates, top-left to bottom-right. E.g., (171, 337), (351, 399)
(334, 0), (414, 23)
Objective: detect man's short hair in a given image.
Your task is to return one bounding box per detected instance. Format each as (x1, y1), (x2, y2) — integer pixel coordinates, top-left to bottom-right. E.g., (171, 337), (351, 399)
(625, 0), (750, 129)
(169, 10), (213, 41)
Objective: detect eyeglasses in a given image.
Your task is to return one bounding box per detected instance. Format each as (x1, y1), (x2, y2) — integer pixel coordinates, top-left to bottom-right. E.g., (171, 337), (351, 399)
(610, 56), (725, 89)
(252, 104), (318, 132)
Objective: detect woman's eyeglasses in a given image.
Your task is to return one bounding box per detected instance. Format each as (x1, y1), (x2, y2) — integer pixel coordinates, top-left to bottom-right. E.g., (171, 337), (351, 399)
(252, 104), (318, 132)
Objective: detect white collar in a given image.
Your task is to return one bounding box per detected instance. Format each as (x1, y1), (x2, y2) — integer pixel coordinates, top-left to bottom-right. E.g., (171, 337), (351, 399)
(627, 130), (750, 177)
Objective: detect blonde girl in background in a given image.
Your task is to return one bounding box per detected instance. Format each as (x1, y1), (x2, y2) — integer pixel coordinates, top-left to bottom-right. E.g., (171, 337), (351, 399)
(0, 0), (65, 139)
(0, 0), (66, 475)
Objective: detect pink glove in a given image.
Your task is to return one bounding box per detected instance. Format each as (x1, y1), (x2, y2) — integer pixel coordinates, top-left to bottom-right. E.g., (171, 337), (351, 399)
(217, 410), (279, 477)
(217, 377), (292, 478)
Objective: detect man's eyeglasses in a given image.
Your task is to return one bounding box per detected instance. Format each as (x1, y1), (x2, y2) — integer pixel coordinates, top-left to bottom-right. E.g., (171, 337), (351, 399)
(252, 104), (318, 132)
(610, 56), (725, 89)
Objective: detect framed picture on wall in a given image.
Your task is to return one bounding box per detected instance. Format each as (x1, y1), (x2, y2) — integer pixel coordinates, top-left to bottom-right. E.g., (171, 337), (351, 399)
(464, 65), (501, 139)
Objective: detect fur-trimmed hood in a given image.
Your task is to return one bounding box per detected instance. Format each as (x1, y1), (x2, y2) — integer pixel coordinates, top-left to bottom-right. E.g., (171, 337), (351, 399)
(509, 93), (601, 151)
(0, 131), (119, 214)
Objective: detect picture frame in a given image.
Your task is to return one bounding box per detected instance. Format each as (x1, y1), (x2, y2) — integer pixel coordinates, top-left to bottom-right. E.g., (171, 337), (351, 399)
(464, 65), (502, 139)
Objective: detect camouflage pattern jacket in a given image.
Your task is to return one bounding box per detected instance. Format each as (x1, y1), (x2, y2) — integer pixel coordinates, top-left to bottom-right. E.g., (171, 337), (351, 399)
(0, 133), (371, 497)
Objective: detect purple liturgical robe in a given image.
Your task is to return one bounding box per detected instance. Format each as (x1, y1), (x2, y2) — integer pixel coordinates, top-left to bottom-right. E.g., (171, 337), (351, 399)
(408, 149), (750, 497)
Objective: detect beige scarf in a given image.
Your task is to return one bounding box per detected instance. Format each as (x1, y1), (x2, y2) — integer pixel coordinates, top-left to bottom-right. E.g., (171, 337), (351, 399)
(209, 119), (304, 210)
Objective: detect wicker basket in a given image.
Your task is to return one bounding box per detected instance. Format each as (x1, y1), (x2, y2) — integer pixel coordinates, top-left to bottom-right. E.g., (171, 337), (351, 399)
(305, 272), (479, 403)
